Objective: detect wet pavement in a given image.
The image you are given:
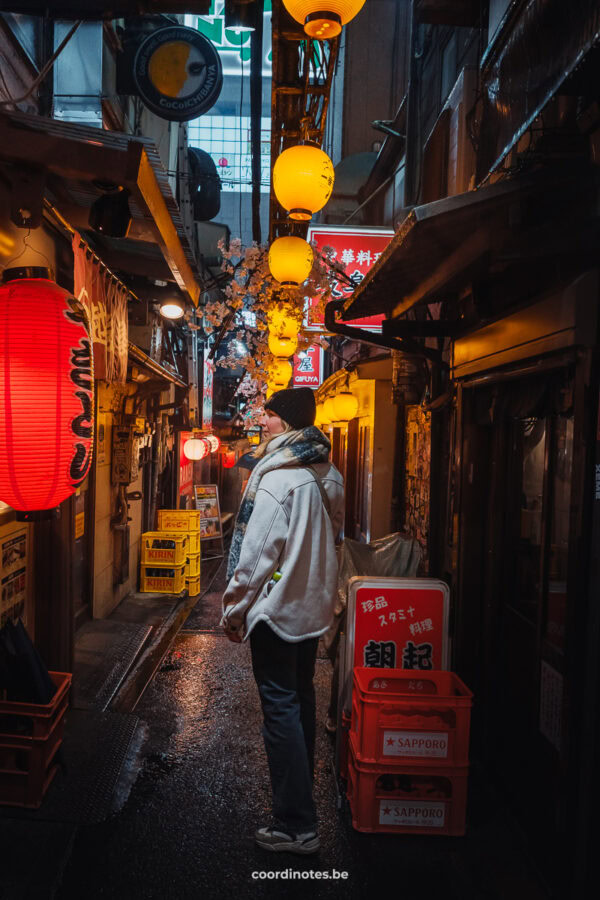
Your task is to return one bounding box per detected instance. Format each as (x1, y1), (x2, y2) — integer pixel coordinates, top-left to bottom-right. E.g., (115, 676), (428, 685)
(50, 562), (549, 900)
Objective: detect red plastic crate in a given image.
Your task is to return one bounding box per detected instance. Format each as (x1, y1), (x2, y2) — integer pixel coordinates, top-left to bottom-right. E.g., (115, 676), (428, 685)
(0, 672), (71, 809)
(347, 733), (468, 836)
(351, 668), (472, 768)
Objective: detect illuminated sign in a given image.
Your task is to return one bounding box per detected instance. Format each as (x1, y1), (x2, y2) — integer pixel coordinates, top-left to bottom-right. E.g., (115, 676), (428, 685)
(185, 0), (272, 77)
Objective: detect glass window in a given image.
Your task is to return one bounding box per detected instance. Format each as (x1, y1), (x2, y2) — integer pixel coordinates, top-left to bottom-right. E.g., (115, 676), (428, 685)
(1, 14), (41, 69)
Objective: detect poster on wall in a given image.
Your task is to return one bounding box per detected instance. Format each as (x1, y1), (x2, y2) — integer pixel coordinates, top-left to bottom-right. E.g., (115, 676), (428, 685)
(0, 526), (29, 627)
(342, 576), (450, 711)
(305, 225), (394, 333)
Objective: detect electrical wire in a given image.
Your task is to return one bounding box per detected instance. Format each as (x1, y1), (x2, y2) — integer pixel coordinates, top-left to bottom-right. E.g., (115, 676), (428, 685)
(0, 21), (83, 108)
(0, 228), (54, 273)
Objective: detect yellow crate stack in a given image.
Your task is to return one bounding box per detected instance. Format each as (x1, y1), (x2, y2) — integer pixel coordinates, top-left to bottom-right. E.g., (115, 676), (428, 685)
(156, 510), (201, 597)
(140, 531), (188, 594)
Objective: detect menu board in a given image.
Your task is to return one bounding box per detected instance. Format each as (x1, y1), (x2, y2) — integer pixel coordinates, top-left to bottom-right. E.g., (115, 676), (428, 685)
(1, 525), (29, 627)
(194, 485), (222, 540)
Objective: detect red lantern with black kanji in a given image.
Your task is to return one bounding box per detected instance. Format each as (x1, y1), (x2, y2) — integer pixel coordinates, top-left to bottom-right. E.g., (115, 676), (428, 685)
(221, 450), (236, 469)
(0, 268), (94, 517)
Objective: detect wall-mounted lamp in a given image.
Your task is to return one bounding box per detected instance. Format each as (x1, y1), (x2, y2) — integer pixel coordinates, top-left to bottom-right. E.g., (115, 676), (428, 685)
(159, 298), (185, 320)
(225, 0), (258, 32)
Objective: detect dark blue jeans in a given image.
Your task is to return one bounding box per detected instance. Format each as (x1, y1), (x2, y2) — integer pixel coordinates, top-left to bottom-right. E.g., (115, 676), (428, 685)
(250, 621), (319, 835)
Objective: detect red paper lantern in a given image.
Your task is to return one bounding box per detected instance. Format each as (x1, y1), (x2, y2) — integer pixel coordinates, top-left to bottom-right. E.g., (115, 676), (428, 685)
(221, 450), (236, 469)
(183, 437), (209, 461)
(0, 268), (94, 516)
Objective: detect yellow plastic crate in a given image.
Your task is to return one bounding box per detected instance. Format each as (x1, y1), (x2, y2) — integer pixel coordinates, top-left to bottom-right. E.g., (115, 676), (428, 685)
(140, 563), (186, 594)
(141, 532), (188, 567)
(157, 509), (201, 533)
(185, 553), (201, 579)
(187, 531), (201, 555)
(187, 575), (201, 597)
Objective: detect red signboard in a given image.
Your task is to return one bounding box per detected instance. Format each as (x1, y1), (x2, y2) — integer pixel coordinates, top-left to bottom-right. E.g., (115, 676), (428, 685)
(343, 577), (450, 711)
(305, 225), (394, 332)
(178, 431), (194, 499)
(292, 344), (323, 389)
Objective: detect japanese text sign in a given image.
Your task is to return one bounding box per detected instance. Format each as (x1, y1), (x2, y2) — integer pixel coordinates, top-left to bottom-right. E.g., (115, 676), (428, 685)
(178, 431), (194, 498)
(305, 225), (394, 332)
(292, 344), (323, 389)
(343, 577), (450, 711)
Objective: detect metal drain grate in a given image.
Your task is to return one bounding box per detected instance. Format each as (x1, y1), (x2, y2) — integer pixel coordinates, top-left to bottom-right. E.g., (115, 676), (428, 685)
(73, 622), (152, 711)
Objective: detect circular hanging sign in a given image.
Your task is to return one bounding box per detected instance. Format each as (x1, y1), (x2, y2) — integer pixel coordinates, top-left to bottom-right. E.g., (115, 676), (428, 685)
(133, 25), (223, 122)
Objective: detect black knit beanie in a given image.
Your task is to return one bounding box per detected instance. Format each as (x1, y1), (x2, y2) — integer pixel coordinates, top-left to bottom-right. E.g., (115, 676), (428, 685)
(264, 387), (316, 429)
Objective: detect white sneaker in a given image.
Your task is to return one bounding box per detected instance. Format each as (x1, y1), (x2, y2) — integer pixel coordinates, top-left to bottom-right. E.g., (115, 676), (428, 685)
(255, 826), (320, 854)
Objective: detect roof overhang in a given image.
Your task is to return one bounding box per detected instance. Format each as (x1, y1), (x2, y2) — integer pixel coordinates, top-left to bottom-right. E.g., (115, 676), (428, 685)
(128, 342), (187, 388)
(341, 166), (600, 323)
(0, 110), (200, 305)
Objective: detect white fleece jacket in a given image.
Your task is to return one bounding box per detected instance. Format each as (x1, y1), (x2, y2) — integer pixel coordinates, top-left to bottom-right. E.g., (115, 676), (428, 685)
(221, 460), (344, 642)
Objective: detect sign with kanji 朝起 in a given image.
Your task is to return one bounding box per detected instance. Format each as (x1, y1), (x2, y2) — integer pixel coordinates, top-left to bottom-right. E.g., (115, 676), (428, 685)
(342, 577), (450, 712)
(305, 225), (394, 332)
(292, 344), (323, 389)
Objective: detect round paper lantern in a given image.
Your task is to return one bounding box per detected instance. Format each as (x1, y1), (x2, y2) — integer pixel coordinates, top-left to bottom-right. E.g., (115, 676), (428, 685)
(267, 359), (293, 386)
(273, 144), (334, 221)
(316, 401), (331, 426)
(184, 437), (209, 460)
(0, 269), (94, 516)
(268, 332), (298, 358)
(205, 434), (220, 453)
(221, 449), (236, 468)
(282, 0), (366, 38)
(267, 307), (301, 339)
(333, 390), (359, 421)
(268, 237), (314, 285)
(323, 397), (338, 422)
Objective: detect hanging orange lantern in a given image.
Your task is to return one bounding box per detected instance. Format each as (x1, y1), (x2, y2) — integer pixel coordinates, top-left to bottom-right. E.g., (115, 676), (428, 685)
(333, 390), (359, 421)
(268, 332), (298, 358)
(323, 397), (338, 422)
(273, 144), (335, 221)
(316, 401), (331, 426)
(268, 236), (314, 285)
(221, 449), (236, 468)
(282, 0), (366, 38)
(184, 437), (209, 460)
(267, 307), (301, 339)
(267, 359), (293, 387)
(0, 268), (94, 517)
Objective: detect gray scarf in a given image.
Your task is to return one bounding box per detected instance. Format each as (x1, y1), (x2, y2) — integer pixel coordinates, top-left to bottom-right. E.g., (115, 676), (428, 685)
(226, 426), (331, 578)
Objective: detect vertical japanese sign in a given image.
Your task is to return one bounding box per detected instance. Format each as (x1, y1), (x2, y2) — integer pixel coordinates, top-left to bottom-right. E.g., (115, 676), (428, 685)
(305, 225), (394, 332)
(178, 431), (194, 499)
(292, 344), (323, 389)
(203, 347), (214, 430)
(343, 577), (450, 710)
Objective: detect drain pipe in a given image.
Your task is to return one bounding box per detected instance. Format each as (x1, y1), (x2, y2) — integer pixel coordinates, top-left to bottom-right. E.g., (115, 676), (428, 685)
(324, 300), (448, 369)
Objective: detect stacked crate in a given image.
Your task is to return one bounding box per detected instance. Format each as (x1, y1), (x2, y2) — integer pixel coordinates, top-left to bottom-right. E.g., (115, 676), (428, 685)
(156, 510), (201, 597)
(0, 672), (71, 808)
(140, 531), (188, 593)
(347, 667), (472, 836)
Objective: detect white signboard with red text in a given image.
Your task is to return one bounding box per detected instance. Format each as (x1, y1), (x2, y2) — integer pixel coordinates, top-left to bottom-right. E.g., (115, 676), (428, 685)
(292, 344), (323, 389)
(342, 576), (450, 711)
(305, 225), (394, 332)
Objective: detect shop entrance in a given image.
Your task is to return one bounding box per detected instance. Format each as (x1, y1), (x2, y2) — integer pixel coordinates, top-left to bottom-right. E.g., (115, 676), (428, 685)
(455, 364), (576, 886)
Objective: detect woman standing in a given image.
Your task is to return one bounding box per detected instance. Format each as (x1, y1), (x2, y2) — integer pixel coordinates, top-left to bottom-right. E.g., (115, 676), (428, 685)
(221, 387), (344, 855)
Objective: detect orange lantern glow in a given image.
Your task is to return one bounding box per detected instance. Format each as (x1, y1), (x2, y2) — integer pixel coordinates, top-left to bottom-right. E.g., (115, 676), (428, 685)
(316, 401), (330, 426)
(0, 268), (94, 517)
(268, 359), (293, 387)
(268, 332), (298, 358)
(221, 449), (236, 468)
(323, 397), (338, 422)
(282, 0), (366, 38)
(273, 144), (334, 221)
(184, 437), (209, 460)
(333, 390), (359, 421)
(268, 236), (314, 285)
(267, 307), (301, 339)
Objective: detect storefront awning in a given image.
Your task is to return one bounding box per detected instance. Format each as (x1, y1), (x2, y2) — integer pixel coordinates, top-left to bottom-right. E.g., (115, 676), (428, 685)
(341, 167), (600, 323)
(0, 110), (201, 305)
(128, 342), (187, 388)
